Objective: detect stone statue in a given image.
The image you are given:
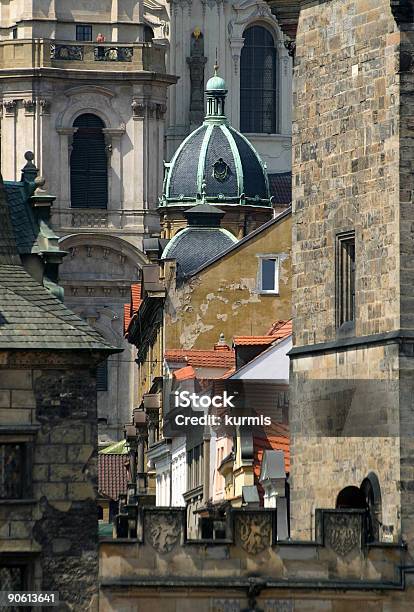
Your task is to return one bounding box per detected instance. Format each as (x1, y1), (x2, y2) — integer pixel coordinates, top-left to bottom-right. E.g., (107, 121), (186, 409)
(187, 28), (207, 129)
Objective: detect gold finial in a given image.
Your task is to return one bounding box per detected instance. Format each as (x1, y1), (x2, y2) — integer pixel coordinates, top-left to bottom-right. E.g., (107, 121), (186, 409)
(193, 26), (201, 40)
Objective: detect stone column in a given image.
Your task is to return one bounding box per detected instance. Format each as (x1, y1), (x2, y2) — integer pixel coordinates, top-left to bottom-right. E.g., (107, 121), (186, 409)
(102, 127), (125, 223)
(2, 100), (17, 180)
(56, 127), (77, 224)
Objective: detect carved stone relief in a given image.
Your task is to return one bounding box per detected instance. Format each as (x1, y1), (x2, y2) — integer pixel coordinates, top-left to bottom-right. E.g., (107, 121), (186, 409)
(146, 512), (181, 553)
(235, 513), (272, 554)
(324, 512), (361, 557)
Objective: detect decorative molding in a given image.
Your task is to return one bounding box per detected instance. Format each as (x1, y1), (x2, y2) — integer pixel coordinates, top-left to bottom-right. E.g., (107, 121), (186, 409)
(94, 46), (133, 62)
(211, 601), (240, 612)
(131, 100), (146, 119)
(156, 103), (167, 119)
(50, 43), (83, 61)
(3, 100), (17, 116)
(39, 99), (51, 115)
(23, 99), (36, 115)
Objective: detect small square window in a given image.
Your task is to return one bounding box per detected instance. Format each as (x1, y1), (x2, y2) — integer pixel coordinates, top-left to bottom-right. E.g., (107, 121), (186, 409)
(76, 25), (92, 42)
(0, 443), (25, 499)
(258, 256), (279, 293)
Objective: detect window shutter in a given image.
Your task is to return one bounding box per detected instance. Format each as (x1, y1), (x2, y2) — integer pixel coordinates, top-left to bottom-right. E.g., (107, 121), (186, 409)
(96, 360), (108, 392)
(71, 114), (108, 209)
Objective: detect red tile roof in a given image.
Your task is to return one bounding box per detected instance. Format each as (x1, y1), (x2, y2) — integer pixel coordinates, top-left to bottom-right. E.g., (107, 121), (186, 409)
(233, 336), (274, 346)
(98, 453), (128, 501)
(165, 348), (235, 369)
(123, 303), (131, 335)
(233, 319), (292, 346)
(131, 283), (142, 312)
(173, 365), (196, 381)
(254, 423), (290, 478)
(124, 283), (143, 337)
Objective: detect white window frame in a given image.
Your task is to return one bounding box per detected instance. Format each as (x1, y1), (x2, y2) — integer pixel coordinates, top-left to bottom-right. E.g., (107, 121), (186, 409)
(257, 254), (280, 294)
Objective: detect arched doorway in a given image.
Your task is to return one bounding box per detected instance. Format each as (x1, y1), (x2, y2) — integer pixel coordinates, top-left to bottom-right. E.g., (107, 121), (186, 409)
(361, 473), (382, 542)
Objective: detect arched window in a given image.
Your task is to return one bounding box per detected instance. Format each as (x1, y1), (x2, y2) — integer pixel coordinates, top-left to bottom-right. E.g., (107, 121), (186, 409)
(240, 25), (277, 134)
(70, 113), (108, 208)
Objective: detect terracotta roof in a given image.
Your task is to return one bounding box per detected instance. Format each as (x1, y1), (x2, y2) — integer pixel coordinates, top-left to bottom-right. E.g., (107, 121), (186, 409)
(233, 319), (292, 347)
(98, 453), (128, 501)
(173, 365), (196, 381)
(124, 283), (143, 336)
(253, 423), (290, 477)
(165, 348), (235, 369)
(131, 283), (142, 312)
(233, 336), (274, 346)
(266, 319), (292, 337)
(123, 303), (131, 335)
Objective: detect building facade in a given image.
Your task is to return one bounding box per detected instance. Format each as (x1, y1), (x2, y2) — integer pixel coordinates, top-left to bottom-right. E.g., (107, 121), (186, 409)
(0, 1), (176, 443)
(0, 167), (117, 609)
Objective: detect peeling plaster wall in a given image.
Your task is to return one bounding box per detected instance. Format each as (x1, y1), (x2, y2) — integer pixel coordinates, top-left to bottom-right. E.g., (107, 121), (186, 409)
(165, 216), (292, 350)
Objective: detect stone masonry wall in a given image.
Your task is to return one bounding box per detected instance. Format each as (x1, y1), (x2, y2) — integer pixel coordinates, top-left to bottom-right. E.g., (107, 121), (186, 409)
(292, 0), (401, 345)
(0, 358), (100, 611)
(290, 342), (401, 541)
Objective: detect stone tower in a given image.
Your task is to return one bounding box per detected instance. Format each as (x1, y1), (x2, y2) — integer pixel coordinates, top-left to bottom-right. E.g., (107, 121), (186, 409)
(0, 1), (176, 443)
(290, 0), (414, 551)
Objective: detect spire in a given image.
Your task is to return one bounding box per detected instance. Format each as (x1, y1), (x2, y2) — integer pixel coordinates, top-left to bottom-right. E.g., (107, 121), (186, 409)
(205, 61), (227, 121)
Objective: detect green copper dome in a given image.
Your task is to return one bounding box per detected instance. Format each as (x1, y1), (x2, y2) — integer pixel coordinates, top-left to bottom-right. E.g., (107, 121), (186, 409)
(159, 67), (271, 209)
(206, 74), (227, 91)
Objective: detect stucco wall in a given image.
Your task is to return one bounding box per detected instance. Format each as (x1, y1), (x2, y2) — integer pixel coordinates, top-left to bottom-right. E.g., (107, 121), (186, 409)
(165, 214), (292, 350)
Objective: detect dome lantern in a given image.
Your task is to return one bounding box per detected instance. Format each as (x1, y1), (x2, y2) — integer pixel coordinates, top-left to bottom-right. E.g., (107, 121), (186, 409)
(205, 63), (227, 121)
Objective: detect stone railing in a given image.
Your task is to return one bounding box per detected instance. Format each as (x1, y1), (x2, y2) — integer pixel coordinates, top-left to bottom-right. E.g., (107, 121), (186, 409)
(102, 506), (405, 584)
(0, 39), (166, 73)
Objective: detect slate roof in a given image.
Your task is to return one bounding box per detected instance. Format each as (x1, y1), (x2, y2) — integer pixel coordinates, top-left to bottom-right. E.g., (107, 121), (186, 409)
(187, 207), (291, 278)
(0, 265), (117, 350)
(161, 226), (237, 278)
(3, 182), (39, 255)
(162, 122), (271, 206)
(268, 172), (292, 205)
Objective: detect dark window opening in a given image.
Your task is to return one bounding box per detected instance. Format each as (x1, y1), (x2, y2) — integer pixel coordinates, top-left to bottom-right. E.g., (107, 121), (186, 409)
(144, 26), (154, 42)
(98, 505), (104, 520)
(70, 113), (108, 209)
(240, 25), (277, 134)
(76, 24), (92, 41)
(336, 231), (355, 327)
(96, 360), (108, 392)
(336, 485), (366, 509)
(12, 27), (17, 40)
(0, 444), (25, 499)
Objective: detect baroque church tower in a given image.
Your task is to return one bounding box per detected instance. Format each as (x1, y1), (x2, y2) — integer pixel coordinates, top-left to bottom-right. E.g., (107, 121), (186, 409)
(0, 1), (176, 443)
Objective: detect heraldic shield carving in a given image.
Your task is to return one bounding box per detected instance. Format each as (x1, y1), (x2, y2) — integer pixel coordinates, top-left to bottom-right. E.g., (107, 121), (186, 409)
(235, 513), (272, 554)
(145, 511), (181, 553)
(324, 512), (362, 557)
